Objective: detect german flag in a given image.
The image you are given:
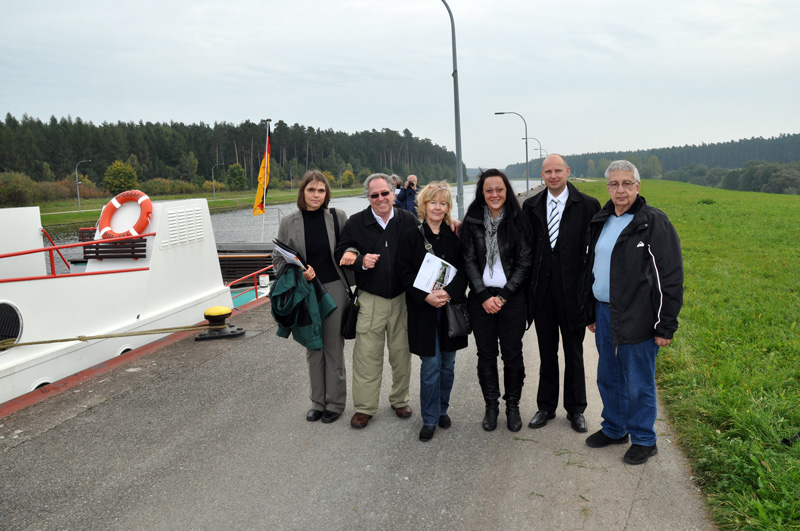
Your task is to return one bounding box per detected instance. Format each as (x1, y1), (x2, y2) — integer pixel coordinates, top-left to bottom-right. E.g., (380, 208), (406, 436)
(253, 124), (271, 216)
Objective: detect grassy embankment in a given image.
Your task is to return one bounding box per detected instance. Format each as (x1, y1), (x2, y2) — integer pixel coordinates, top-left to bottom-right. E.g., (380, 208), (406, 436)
(576, 180), (799, 530)
(36, 187), (364, 228)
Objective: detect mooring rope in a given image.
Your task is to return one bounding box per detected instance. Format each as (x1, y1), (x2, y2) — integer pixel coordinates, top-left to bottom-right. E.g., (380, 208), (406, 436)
(0, 323), (228, 352)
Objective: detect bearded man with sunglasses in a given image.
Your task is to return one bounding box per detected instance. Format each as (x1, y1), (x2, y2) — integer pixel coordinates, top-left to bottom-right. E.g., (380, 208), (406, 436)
(582, 160), (683, 465)
(336, 173), (419, 429)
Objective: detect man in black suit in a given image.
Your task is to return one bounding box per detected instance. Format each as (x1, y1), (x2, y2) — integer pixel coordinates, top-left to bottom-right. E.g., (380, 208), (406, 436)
(523, 154), (600, 433)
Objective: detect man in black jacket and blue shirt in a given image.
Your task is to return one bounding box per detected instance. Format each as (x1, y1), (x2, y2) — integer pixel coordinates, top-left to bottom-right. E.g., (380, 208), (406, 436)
(523, 154), (600, 434)
(336, 173), (419, 429)
(584, 160), (683, 465)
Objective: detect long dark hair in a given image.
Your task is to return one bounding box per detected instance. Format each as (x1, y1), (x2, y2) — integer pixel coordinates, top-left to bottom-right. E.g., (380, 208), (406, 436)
(465, 168), (529, 244)
(468, 169), (524, 219)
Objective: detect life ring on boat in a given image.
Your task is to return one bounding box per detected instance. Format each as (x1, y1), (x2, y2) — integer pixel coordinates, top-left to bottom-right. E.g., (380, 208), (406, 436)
(98, 190), (153, 239)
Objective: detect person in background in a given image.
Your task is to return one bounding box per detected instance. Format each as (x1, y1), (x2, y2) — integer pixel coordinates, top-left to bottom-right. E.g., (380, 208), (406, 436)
(396, 174), (418, 216)
(522, 154), (600, 433)
(584, 160), (683, 465)
(335, 173), (419, 429)
(272, 170), (354, 424)
(397, 182), (468, 441)
(391, 175), (403, 204)
(460, 169), (532, 432)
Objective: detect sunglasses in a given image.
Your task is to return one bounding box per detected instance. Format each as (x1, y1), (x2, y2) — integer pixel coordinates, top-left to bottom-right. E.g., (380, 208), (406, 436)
(369, 191), (392, 199)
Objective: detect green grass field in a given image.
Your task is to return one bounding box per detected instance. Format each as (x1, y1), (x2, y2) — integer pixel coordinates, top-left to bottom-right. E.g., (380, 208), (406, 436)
(576, 180), (800, 530)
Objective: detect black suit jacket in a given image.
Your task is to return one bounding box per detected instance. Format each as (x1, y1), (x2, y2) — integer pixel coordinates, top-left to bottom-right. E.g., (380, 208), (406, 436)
(523, 181), (600, 330)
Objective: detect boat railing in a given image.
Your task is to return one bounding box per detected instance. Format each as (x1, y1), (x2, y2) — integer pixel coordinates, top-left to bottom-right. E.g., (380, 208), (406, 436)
(226, 265), (273, 303)
(41, 229), (72, 273)
(0, 232), (156, 284)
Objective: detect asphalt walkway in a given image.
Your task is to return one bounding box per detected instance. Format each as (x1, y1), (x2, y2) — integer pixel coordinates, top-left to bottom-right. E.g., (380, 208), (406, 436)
(0, 297), (715, 530)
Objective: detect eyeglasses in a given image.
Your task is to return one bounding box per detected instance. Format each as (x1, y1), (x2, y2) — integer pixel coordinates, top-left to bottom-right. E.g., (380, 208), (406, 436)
(606, 181), (637, 190)
(369, 191), (392, 199)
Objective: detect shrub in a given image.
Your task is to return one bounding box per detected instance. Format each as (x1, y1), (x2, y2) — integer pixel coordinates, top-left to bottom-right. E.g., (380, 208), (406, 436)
(34, 181), (71, 202)
(104, 161), (138, 194)
(169, 180), (200, 194)
(202, 180), (226, 193)
(139, 178), (173, 196)
(139, 178), (200, 196)
(227, 164), (247, 191)
(0, 172), (35, 207)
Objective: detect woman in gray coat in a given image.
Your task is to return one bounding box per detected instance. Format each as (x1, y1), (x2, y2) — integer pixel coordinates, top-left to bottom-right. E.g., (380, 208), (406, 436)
(272, 171), (354, 424)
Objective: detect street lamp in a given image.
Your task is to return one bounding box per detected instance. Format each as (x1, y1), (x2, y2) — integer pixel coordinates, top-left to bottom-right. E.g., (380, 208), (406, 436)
(75, 159), (91, 212)
(495, 112), (529, 192)
(211, 162), (223, 201)
(441, 0), (465, 219)
(524, 137), (544, 185)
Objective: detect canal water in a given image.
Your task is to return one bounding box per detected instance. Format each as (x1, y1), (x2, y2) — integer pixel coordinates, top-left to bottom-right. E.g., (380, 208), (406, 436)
(211, 180), (534, 244)
(45, 180), (531, 269)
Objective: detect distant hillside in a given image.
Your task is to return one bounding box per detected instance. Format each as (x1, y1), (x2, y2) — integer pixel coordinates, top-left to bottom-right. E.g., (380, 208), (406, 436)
(504, 133), (800, 180)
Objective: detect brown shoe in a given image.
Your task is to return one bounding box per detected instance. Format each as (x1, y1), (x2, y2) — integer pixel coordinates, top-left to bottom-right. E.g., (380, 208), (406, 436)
(350, 412), (372, 429)
(391, 404), (412, 418)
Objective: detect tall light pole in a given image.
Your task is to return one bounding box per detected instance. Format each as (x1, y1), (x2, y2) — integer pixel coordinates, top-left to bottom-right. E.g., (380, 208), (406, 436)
(211, 162), (223, 200)
(495, 112), (529, 192)
(524, 136), (544, 185)
(75, 159), (91, 212)
(441, 0), (464, 219)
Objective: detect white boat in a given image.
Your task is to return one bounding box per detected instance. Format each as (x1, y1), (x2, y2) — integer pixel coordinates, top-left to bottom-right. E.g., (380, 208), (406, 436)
(0, 197), (235, 405)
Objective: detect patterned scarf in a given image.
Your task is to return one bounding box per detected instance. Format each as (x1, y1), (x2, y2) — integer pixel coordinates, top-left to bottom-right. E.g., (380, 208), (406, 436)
(483, 205), (504, 277)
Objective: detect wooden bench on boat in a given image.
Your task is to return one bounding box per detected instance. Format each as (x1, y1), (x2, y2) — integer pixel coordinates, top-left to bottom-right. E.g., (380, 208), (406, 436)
(78, 227), (147, 261)
(216, 242), (275, 287)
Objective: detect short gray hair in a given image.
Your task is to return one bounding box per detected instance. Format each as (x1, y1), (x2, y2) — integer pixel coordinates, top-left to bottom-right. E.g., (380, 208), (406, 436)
(363, 173), (393, 196)
(605, 160), (640, 182)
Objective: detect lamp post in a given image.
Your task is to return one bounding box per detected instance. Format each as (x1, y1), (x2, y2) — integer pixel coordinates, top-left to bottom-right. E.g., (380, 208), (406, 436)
(441, 0), (465, 219)
(495, 112), (529, 192)
(524, 137), (544, 185)
(75, 159), (91, 212)
(211, 162), (223, 201)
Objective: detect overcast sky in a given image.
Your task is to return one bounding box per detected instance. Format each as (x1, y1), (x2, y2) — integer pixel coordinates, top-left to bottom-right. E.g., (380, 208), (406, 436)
(2, 1), (798, 169)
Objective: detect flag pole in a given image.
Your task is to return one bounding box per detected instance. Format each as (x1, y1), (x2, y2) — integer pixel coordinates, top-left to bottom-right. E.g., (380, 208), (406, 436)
(260, 119), (272, 242)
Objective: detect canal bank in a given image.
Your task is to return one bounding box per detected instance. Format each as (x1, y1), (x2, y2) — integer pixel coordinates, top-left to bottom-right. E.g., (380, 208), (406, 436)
(0, 297), (713, 530)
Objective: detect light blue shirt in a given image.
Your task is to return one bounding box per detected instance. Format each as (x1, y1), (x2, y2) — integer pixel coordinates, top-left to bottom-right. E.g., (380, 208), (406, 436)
(592, 213), (634, 303)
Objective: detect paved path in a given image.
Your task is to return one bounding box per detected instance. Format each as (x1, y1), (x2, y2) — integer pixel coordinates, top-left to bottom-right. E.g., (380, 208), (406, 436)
(0, 298), (714, 530)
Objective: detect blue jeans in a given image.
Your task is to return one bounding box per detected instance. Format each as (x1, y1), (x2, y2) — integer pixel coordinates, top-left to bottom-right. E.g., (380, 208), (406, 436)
(595, 302), (660, 446)
(420, 330), (456, 427)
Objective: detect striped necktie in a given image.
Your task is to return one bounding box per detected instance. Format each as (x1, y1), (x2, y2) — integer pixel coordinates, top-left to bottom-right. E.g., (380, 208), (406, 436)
(548, 199), (560, 249)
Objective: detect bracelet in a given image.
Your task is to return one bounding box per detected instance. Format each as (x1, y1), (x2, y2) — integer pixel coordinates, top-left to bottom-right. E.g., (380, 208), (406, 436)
(497, 296), (507, 305)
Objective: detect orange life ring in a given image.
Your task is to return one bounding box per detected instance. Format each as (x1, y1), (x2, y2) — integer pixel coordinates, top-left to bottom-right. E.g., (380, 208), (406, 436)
(98, 190), (153, 239)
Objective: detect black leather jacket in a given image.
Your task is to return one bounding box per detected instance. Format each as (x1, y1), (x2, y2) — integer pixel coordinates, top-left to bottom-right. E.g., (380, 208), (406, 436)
(460, 202), (532, 304)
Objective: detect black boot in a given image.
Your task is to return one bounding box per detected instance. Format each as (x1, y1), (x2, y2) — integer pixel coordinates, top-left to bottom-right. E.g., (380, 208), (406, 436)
(503, 366), (526, 432)
(477, 364), (500, 431)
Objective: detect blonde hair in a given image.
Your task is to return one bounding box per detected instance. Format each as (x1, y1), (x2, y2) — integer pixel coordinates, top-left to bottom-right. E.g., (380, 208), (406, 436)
(416, 181), (453, 225)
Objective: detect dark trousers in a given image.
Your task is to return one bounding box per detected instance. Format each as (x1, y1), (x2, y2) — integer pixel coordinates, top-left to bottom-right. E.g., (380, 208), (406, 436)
(468, 289), (527, 369)
(533, 275), (587, 414)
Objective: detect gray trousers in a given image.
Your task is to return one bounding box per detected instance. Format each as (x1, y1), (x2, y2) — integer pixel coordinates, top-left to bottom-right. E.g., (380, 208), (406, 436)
(307, 280), (348, 413)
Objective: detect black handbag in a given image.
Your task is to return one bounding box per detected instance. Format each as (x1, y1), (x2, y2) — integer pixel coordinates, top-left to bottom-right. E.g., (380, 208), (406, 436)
(332, 208), (358, 339)
(445, 300), (471, 338)
(418, 225), (470, 338)
(341, 287), (358, 339)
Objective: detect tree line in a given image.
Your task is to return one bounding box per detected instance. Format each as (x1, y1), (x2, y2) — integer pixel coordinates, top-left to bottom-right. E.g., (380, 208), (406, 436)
(504, 133), (800, 194)
(0, 113), (463, 193)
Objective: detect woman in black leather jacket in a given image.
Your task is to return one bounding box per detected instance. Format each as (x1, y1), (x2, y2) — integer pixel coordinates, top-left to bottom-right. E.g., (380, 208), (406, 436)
(460, 169), (532, 432)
